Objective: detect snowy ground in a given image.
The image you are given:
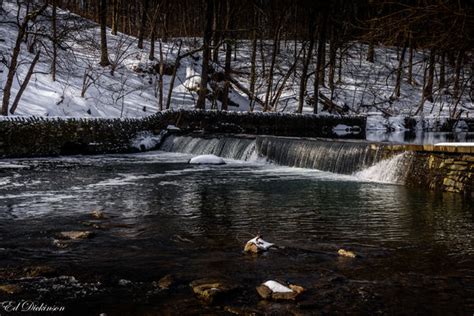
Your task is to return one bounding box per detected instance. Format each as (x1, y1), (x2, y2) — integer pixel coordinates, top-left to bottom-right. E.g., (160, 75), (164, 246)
(0, 1), (472, 131)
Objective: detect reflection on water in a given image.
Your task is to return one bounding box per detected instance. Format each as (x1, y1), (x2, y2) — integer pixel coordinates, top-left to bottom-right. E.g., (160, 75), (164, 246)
(367, 131), (474, 144)
(0, 152), (473, 314)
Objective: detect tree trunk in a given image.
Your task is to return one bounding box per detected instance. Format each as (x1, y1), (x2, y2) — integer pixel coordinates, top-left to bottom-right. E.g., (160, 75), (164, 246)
(99, 0), (110, 66)
(264, 17), (283, 112)
(221, 41), (232, 111)
(249, 10), (258, 112)
(314, 14), (327, 114)
(196, 0), (214, 109)
(453, 50), (464, 99)
(158, 40), (164, 111)
(10, 50), (41, 115)
(166, 41), (182, 110)
(1, 4), (47, 115)
(407, 45), (414, 85)
(51, 0), (57, 81)
(394, 44), (407, 98)
(328, 25), (337, 99)
(423, 49), (435, 102)
(297, 36), (314, 113)
(367, 42), (374, 63)
(111, 0), (119, 35)
(137, 0), (149, 49)
(439, 52), (445, 91)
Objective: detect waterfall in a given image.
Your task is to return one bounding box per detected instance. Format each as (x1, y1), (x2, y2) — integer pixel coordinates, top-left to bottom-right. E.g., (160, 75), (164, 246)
(160, 135), (386, 173)
(354, 153), (413, 183)
(256, 136), (384, 174)
(159, 134), (411, 182)
(160, 135), (257, 161)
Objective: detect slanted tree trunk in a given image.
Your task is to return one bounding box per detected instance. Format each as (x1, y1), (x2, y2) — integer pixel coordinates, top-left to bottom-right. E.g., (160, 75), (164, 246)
(99, 0), (110, 66)
(196, 0), (214, 109)
(10, 50), (41, 115)
(166, 41), (182, 110)
(264, 16), (283, 112)
(297, 35), (315, 113)
(2, 4), (47, 115)
(394, 44), (407, 98)
(137, 0), (149, 49)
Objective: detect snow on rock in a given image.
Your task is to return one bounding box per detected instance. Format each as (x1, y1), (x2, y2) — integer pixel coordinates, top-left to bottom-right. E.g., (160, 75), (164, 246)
(263, 281), (293, 293)
(183, 66), (201, 91)
(188, 155), (225, 165)
(244, 235), (274, 253)
(131, 131), (166, 151)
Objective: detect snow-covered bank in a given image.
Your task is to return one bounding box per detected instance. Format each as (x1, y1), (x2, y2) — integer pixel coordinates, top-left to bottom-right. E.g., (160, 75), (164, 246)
(0, 0), (472, 131)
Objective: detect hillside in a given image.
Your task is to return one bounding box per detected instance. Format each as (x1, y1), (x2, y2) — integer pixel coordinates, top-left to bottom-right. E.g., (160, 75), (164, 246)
(0, 1), (472, 131)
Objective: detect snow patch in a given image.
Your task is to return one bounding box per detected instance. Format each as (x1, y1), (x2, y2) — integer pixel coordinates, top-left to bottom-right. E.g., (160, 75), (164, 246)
(263, 281), (293, 293)
(188, 155), (225, 165)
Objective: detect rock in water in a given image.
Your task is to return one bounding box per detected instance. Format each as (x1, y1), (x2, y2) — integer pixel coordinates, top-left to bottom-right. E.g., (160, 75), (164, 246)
(244, 235), (274, 253)
(156, 274), (174, 290)
(58, 231), (94, 240)
(256, 280), (305, 301)
(0, 284), (22, 294)
(189, 155), (226, 165)
(190, 278), (237, 303)
(91, 210), (107, 219)
(338, 249), (356, 258)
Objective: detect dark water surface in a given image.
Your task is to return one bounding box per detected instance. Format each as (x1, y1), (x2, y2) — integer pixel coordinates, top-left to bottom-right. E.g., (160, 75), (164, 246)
(0, 152), (473, 315)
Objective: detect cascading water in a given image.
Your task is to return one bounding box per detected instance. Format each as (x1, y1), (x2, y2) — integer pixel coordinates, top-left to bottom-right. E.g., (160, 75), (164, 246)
(354, 153), (414, 183)
(255, 136), (384, 174)
(159, 134), (411, 183)
(160, 135), (258, 161)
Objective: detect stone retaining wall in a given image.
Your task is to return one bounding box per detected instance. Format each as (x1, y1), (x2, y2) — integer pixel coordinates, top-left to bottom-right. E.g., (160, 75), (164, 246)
(0, 110), (366, 158)
(385, 145), (473, 197)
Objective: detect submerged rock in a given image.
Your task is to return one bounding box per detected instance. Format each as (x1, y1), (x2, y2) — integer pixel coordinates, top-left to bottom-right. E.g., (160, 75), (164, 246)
(24, 265), (56, 278)
(244, 235), (274, 254)
(256, 280), (304, 301)
(189, 155), (226, 165)
(338, 249), (356, 258)
(156, 274), (175, 290)
(0, 284), (22, 294)
(190, 278), (237, 303)
(91, 210), (107, 219)
(58, 231), (95, 240)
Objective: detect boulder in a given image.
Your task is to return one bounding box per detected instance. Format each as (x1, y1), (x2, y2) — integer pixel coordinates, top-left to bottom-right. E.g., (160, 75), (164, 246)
(0, 284), (22, 294)
(58, 231), (94, 240)
(190, 278), (237, 303)
(244, 235), (274, 254)
(91, 210), (107, 219)
(338, 249), (356, 258)
(156, 274), (174, 290)
(256, 280), (305, 301)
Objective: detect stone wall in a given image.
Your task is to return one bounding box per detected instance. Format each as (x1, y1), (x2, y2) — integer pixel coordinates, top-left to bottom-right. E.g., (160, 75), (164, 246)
(385, 145), (473, 197)
(0, 111), (366, 158)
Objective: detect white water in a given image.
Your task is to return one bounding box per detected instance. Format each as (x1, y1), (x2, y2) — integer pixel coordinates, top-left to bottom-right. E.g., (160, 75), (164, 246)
(354, 153), (412, 184)
(160, 135), (412, 184)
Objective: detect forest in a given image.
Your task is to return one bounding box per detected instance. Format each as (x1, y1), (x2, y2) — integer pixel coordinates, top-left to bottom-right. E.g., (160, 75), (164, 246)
(0, 0), (473, 122)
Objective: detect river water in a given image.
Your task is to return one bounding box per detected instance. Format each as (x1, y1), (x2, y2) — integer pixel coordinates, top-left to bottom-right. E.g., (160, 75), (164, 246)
(0, 151), (473, 315)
